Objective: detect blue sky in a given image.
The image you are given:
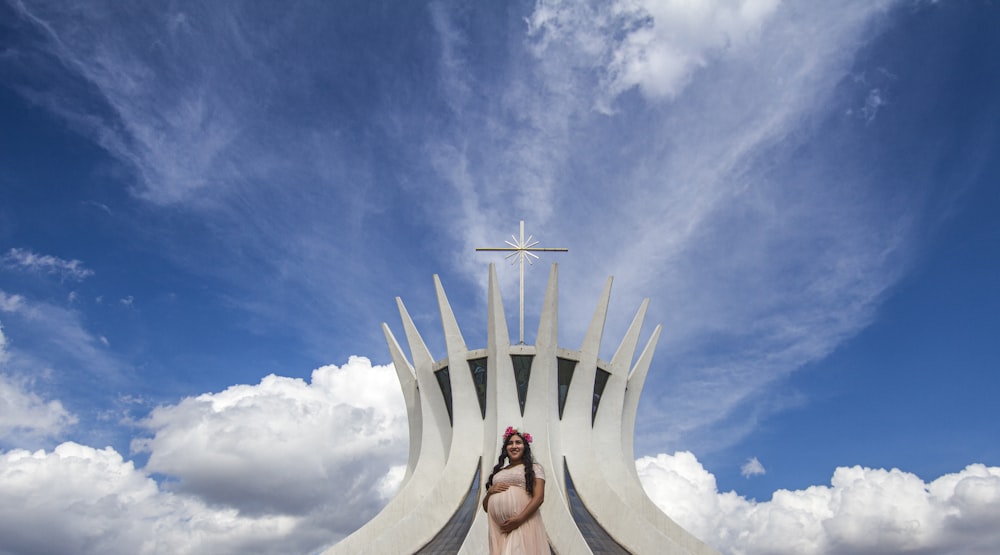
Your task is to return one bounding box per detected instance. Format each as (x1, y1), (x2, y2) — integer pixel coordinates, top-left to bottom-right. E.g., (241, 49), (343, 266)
(1, 1), (998, 554)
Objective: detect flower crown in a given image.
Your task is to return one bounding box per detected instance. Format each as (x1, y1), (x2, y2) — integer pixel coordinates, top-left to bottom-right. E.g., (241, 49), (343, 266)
(503, 426), (532, 444)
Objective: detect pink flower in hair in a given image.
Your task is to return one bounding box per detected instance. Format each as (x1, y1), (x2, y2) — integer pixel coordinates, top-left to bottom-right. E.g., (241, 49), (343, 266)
(503, 426), (532, 444)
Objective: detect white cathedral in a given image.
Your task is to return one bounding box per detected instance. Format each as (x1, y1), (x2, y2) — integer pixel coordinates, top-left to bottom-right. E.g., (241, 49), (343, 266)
(322, 260), (720, 554)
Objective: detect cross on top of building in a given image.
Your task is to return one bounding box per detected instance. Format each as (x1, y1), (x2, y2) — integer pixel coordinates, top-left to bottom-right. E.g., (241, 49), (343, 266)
(476, 220), (568, 343)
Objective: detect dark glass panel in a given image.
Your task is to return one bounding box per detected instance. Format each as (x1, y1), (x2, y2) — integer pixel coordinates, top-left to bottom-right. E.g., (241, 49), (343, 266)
(592, 368), (611, 425)
(467, 357), (488, 418)
(511, 355), (534, 415)
(557, 358), (577, 419)
(414, 463), (481, 554)
(564, 459), (631, 554)
(434, 367), (453, 425)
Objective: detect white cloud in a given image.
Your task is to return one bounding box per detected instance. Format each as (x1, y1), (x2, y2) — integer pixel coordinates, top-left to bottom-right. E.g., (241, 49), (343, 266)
(0, 442), (303, 555)
(0, 320), (78, 445)
(134, 356), (408, 524)
(376, 464), (407, 501)
(862, 87), (887, 122)
(639, 452), (1000, 555)
(0, 372), (77, 442)
(0, 323), (7, 364)
(6, 2), (239, 206)
(0, 292), (25, 313)
(0, 320), (78, 443)
(2, 248), (94, 281)
(529, 0), (783, 108)
(0, 290), (127, 386)
(0, 357), (411, 555)
(740, 456), (766, 478)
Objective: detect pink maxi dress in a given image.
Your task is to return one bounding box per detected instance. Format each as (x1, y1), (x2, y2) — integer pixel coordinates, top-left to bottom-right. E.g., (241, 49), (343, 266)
(487, 463), (549, 555)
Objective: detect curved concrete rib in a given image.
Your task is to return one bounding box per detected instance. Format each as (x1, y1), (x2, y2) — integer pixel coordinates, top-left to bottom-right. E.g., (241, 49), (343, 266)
(597, 313), (718, 555)
(485, 263), (519, 445)
(323, 301), (452, 554)
(369, 459), (480, 553)
(398, 298), (450, 455)
(382, 323), (420, 488)
(622, 325), (661, 474)
(524, 264), (591, 555)
(435, 274), (469, 355)
(434, 275), (487, 554)
(463, 264), (517, 554)
(365, 278), (490, 553)
(562, 276), (611, 432)
(594, 300), (647, 493)
(560, 286), (680, 553)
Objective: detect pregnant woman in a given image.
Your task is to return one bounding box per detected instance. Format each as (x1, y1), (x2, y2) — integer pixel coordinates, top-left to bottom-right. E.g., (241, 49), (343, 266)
(482, 427), (549, 554)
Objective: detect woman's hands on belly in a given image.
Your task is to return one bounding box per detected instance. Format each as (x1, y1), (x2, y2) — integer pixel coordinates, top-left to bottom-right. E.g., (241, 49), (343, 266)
(488, 486), (528, 527)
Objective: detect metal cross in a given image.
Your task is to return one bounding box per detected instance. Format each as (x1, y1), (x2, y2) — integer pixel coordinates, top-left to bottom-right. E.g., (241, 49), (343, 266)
(476, 221), (568, 344)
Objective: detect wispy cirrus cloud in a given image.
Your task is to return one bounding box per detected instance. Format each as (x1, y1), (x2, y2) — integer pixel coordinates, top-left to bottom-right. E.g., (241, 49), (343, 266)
(0, 323), (7, 364)
(527, 0), (784, 109)
(4, 0), (933, 459)
(422, 0), (909, 454)
(2, 248), (93, 281)
(3, 1), (449, 357)
(0, 289), (128, 395)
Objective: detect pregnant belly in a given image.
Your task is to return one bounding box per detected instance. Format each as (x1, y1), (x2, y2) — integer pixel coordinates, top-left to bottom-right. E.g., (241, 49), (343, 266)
(488, 486), (529, 523)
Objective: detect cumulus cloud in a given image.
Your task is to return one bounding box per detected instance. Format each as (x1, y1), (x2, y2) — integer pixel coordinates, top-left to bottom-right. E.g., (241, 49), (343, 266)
(0, 372), (77, 443)
(134, 356), (408, 525)
(0, 357), (410, 555)
(639, 452), (1000, 555)
(1, 248), (94, 281)
(0, 442), (302, 555)
(0, 321), (78, 444)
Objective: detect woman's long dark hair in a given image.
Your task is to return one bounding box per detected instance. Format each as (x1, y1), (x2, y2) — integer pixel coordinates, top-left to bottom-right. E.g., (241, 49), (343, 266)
(485, 431), (536, 495)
